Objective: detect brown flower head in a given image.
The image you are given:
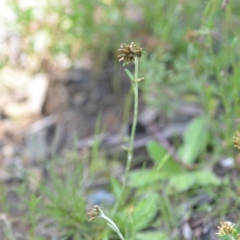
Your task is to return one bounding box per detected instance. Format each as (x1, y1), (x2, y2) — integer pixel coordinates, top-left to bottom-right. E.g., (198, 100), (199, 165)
(118, 42), (143, 65)
(87, 205), (102, 221)
(216, 222), (236, 236)
(233, 131), (240, 149)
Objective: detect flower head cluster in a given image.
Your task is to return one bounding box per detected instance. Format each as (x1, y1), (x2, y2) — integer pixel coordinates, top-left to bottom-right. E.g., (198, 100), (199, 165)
(233, 131), (240, 149)
(216, 222), (236, 236)
(87, 205), (125, 240)
(87, 205), (102, 221)
(118, 42), (143, 65)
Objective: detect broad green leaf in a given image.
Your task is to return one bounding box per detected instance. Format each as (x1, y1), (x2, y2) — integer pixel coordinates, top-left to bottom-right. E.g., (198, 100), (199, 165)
(136, 231), (168, 240)
(178, 117), (209, 164)
(147, 141), (184, 174)
(195, 170), (221, 186)
(168, 170), (221, 192)
(125, 68), (134, 80)
(132, 192), (159, 231)
(147, 141), (166, 161)
(168, 173), (196, 192)
(128, 169), (166, 188)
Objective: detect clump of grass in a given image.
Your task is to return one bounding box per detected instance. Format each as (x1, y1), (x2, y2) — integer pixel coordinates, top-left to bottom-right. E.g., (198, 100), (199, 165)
(35, 152), (94, 239)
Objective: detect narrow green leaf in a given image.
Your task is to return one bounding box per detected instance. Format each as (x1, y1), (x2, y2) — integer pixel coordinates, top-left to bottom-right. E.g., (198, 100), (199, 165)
(125, 68), (134, 80)
(110, 177), (122, 199)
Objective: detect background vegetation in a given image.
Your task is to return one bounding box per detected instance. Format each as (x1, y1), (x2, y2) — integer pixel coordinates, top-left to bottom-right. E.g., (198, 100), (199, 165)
(1, 0), (240, 239)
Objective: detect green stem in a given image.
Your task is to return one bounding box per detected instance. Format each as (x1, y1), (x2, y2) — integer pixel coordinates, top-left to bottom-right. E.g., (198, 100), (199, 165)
(112, 57), (139, 216)
(101, 214), (125, 240)
(125, 57), (139, 180)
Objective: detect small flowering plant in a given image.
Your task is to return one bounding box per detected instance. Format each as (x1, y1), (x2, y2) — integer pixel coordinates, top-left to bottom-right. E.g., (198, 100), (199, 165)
(233, 131), (240, 149)
(87, 205), (124, 240)
(88, 42), (144, 240)
(216, 222), (240, 240)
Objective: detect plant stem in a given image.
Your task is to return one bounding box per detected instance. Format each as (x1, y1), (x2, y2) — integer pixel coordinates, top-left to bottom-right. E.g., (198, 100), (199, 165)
(112, 57), (139, 216)
(101, 213), (125, 240)
(125, 57), (139, 181)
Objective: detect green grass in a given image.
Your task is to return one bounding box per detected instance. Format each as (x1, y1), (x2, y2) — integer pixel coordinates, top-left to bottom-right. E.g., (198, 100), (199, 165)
(37, 153), (93, 239)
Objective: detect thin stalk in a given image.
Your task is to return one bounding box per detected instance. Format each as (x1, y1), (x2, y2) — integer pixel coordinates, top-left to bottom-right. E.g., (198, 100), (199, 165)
(112, 57), (139, 216)
(101, 214), (125, 240)
(125, 57), (139, 181)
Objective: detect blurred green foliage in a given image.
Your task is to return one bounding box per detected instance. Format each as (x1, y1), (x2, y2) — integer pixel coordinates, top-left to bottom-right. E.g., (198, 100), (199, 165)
(2, 0), (240, 239)
(140, 0), (240, 155)
(8, 0), (132, 68)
